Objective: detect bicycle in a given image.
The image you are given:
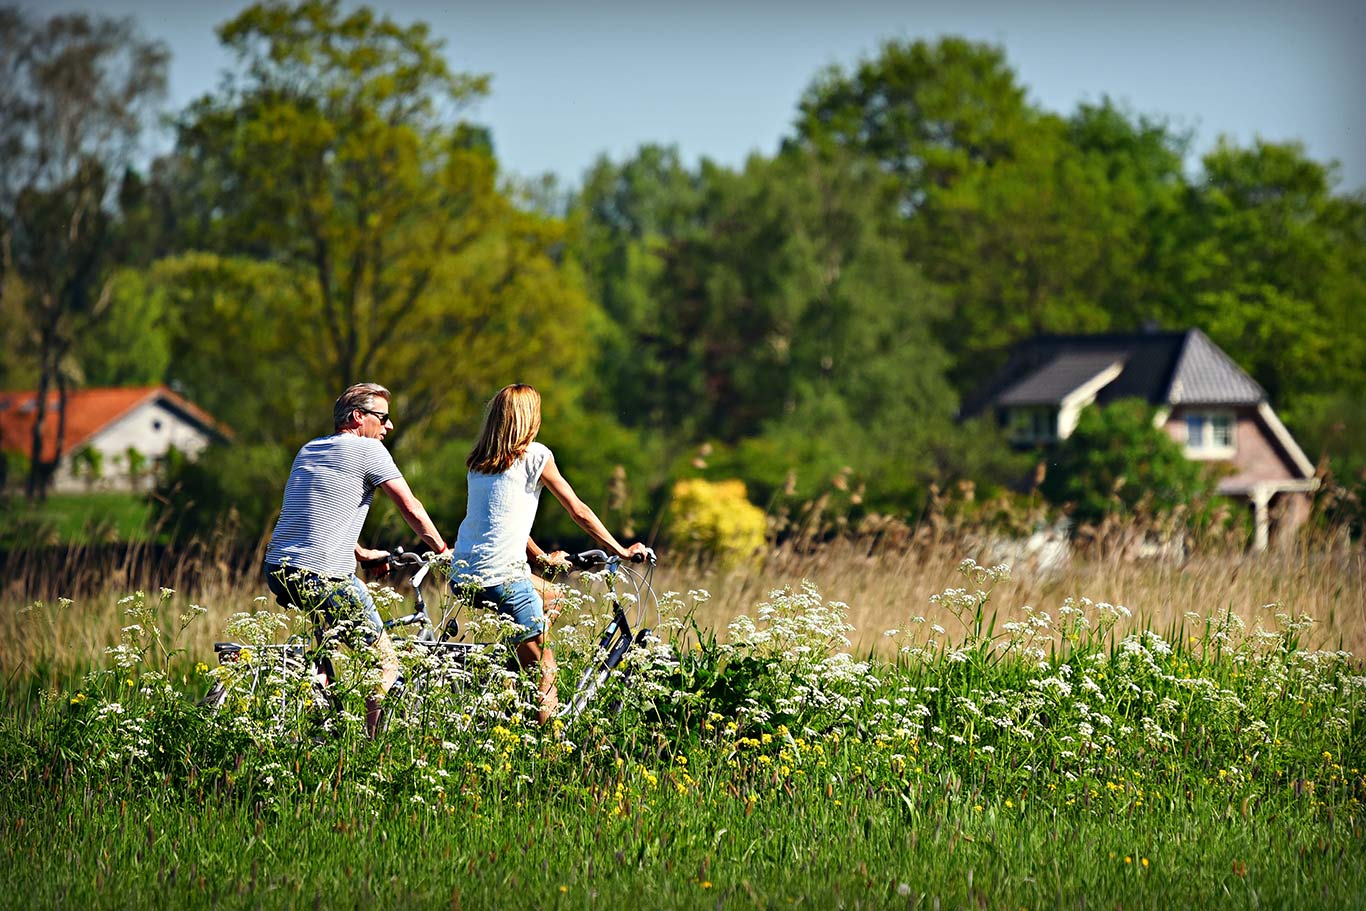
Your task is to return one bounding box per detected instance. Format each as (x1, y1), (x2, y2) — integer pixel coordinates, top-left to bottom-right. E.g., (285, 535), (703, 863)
(202, 547), (662, 736)
(198, 636), (336, 736)
(380, 547), (662, 730)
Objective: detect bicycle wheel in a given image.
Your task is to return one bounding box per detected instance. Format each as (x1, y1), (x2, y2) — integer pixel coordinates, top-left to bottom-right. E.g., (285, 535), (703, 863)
(559, 617), (652, 722)
(203, 642), (331, 739)
(382, 639), (519, 734)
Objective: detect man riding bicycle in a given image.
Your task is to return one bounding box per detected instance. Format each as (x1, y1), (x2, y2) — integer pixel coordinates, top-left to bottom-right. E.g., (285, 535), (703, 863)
(263, 382), (448, 737)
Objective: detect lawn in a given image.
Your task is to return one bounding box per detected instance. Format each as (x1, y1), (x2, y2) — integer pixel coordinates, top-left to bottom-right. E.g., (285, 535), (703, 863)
(0, 491), (154, 545)
(1, 561), (1362, 909)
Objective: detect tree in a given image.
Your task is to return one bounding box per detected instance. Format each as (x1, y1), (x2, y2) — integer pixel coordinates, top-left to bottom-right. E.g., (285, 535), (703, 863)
(791, 42), (1190, 393)
(793, 37), (1032, 210)
(910, 115), (1127, 387)
(1063, 99), (1192, 330)
(569, 145), (703, 417)
(136, 252), (321, 442)
(570, 145), (957, 512)
(1169, 140), (1366, 413)
(0, 7), (168, 498)
(70, 445), (103, 492)
(171, 1), (595, 441)
(1041, 399), (1217, 526)
(652, 149), (952, 443)
(73, 268), (171, 386)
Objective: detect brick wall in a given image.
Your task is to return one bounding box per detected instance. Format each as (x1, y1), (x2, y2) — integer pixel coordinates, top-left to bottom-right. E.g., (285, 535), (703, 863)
(1161, 407), (1299, 489)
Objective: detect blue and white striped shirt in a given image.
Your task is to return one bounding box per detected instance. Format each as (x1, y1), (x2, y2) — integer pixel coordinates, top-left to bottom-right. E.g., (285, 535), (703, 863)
(265, 434), (403, 577)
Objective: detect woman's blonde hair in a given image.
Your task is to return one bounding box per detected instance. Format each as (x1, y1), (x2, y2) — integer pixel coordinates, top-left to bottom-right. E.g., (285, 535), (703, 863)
(466, 384), (542, 474)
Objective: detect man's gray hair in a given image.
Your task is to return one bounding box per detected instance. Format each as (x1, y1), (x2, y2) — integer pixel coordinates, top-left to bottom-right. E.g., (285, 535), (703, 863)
(333, 382), (391, 431)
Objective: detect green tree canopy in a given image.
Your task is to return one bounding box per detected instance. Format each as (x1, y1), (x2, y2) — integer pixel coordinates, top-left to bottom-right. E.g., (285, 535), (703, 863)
(794, 37), (1031, 207)
(1170, 140), (1366, 412)
(572, 144), (958, 512)
(1041, 399), (1218, 526)
(169, 0), (596, 444)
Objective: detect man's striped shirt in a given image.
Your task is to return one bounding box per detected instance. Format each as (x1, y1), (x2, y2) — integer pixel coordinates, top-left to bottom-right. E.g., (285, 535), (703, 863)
(265, 434), (403, 577)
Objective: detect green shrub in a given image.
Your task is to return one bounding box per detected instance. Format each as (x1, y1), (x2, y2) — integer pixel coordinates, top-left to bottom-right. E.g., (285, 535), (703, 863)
(1041, 398), (1218, 526)
(664, 478), (766, 568)
(153, 442), (292, 547)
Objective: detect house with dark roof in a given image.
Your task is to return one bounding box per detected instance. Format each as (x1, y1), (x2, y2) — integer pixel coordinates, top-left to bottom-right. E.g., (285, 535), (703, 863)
(0, 386), (231, 493)
(961, 329), (1318, 550)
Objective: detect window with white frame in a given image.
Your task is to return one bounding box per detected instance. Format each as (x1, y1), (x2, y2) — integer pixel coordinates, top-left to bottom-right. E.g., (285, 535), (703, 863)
(1007, 406), (1058, 444)
(1184, 410), (1235, 456)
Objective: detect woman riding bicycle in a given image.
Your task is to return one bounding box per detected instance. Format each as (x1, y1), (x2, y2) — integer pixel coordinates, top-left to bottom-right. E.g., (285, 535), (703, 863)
(449, 384), (650, 725)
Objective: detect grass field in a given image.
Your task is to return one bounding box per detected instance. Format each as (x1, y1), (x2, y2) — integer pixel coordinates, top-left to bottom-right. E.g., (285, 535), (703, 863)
(1, 548), (1363, 909)
(0, 491), (154, 546)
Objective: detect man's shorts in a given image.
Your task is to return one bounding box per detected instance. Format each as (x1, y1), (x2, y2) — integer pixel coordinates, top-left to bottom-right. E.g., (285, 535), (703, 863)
(263, 562), (384, 647)
(455, 576), (546, 644)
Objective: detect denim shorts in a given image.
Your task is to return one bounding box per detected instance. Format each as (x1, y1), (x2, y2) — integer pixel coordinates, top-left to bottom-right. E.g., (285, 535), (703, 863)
(263, 563), (384, 647)
(457, 576), (546, 643)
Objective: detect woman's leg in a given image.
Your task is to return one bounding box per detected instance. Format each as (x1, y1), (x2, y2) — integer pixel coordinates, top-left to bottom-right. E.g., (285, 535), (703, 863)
(515, 636), (558, 725)
(530, 574), (565, 626)
(484, 578), (557, 725)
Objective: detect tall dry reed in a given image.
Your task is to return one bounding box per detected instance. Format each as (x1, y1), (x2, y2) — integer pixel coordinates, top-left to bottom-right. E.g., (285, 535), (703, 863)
(3, 530), (1363, 694)
(667, 537), (1366, 657)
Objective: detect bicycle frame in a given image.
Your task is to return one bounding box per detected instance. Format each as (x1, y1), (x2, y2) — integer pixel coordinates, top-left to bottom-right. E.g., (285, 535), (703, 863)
(384, 548), (661, 723)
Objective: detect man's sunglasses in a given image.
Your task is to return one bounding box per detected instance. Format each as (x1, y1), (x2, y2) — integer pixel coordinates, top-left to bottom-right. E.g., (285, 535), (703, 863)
(359, 407), (392, 424)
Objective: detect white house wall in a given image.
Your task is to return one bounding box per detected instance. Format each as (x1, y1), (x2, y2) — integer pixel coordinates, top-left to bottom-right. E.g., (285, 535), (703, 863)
(52, 398), (215, 493)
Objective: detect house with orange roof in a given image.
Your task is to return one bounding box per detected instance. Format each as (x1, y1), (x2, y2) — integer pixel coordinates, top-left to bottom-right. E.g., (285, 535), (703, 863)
(0, 386), (231, 493)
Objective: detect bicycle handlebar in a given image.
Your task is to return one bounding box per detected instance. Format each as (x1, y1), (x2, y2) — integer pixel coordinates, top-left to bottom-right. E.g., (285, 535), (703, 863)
(567, 548), (656, 569)
(373, 545), (657, 572)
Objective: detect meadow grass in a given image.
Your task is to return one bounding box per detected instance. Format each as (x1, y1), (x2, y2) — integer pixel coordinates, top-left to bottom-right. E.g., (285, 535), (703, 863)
(1, 553), (1363, 909)
(3, 535), (1363, 690)
(4, 777), (1359, 909)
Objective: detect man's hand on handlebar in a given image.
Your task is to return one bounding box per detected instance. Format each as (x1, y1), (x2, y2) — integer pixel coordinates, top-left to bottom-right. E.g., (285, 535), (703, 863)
(357, 547), (392, 579)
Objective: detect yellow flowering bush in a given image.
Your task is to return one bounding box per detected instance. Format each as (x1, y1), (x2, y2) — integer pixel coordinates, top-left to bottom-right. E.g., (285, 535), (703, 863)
(665, 478), (767, 569)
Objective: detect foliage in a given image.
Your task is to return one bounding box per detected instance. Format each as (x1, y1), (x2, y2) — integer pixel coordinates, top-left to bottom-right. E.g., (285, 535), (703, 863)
(153, 442), (293, 547)
(1041, 399), (1219, 527)
(794, 37), (1030, 202)
(571, 144), (958, 517)
(69, 446), (103, 491)
(72, 269), (170, 386)
(169, 0), (596, 443)
(139, 252), (326, 445)
(1293, 392), (1366, 537)
(664, 478), (767, 569)
(1168, 140), (1366, 414)
(1, 10), (1362, 545)
(569, 144), (704, 420)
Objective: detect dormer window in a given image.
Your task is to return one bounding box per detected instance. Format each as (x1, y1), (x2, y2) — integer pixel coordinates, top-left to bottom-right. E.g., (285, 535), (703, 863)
(1185, 410), (1235, 457)
(1008, 406), (1057, 445)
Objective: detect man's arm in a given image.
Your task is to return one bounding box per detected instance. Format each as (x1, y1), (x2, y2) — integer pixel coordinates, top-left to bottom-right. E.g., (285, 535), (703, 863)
(356, 544), (390, 562)
(378, 477), (447, 553)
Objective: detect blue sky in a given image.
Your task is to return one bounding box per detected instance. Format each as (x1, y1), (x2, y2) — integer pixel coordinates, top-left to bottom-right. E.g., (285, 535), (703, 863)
(25, 0), (1366, 192)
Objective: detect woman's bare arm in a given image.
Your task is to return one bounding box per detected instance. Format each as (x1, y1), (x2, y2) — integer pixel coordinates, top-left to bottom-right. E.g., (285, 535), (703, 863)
(540, 456), (647, 560)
